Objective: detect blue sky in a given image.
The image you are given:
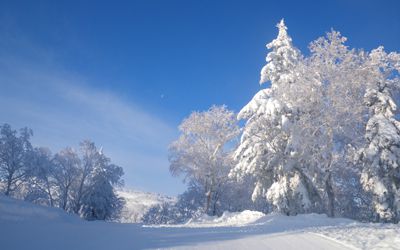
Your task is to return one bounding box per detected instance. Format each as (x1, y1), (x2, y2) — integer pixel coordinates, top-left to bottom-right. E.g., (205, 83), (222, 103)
(0, 0), (399, 195)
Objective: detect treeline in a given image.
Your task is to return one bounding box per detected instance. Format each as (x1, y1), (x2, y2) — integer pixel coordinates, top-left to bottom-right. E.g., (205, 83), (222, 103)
(0, 123), (124, 220)
(144, 20), (400, 224)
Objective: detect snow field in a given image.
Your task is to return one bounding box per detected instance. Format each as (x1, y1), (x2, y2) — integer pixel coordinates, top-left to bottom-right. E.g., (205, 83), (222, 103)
(1, 195), (399, 250)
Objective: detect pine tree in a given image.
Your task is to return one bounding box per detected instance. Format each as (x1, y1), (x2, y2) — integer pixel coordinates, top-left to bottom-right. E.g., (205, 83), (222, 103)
(260, 19), (301, 95)
(231, 19), (319, 215)
(359, 47), (400, 222)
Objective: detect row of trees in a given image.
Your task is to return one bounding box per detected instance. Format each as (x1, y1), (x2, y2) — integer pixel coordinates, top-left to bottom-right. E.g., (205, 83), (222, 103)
(233, 19), (400, 223)
(0, 124), (124, 220)
(149, 20), (400, 224)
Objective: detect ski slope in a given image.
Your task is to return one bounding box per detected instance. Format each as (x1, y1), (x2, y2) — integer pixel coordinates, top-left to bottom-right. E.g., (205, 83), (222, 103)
(0, 195), (399, 250)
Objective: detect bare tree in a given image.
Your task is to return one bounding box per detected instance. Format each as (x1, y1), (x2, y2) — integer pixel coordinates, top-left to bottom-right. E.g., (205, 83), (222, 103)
(0, 124), (33, 196)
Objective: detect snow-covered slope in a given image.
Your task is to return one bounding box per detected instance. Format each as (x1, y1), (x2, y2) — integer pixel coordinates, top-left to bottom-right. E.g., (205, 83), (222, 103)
(1, 195), (399, 250)
(116, 188), (176, 223)
(0, 194), (81, 223)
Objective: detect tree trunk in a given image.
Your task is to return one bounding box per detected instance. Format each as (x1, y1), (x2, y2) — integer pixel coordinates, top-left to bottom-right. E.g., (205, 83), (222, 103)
(74, 178), (85, 213)
(212, 193), (217, 216)
(212, 187), (221, 216)
(205, 189), (211, 214)
(62, 184), (70, 211)
(205, 174), (216, 215)
(325, 171), (335, 217)
(5, 173), (13, 196)
(46, 180), (54, 207)
(294, 166), (322, 212)
(62, 191), (68, 210)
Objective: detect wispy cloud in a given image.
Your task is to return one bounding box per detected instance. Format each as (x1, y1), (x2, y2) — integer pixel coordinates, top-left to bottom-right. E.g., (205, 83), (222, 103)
(0, 55), (184, 195)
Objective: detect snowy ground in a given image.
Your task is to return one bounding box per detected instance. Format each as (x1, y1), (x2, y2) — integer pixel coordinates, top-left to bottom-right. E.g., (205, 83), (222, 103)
(1, 195), (399, 250)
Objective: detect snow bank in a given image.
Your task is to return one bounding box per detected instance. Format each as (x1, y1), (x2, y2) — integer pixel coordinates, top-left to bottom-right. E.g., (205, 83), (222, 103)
(149, 211), (353, 229)
(146, 210), (266, 228)
(0, 194), (80, 223)
(183, 210), (266, 227)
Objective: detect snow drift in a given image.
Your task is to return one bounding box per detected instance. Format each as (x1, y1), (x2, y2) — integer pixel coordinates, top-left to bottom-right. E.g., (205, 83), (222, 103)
(150, 210), (266, 228)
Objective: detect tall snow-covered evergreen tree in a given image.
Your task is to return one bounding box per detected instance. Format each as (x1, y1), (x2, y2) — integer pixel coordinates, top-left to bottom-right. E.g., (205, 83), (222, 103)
(259, 19), (300, 91)
(231, 19), (320, 215)
(359, 47), (400, 222)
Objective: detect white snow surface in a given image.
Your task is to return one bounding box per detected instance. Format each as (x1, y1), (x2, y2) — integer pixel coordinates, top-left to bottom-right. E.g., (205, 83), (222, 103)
(1, 195), (399, 250)
(149, 210), (266, 228)
(185, 210), (265, 227)
(0, 194), (81, 223)
(116, 188), (176, 223)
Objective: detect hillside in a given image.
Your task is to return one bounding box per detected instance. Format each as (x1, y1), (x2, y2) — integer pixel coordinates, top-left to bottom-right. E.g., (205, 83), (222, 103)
(116, 188), (176, 223)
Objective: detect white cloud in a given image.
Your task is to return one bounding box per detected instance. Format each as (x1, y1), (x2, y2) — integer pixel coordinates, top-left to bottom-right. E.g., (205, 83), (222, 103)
(0, 58), (185, 195)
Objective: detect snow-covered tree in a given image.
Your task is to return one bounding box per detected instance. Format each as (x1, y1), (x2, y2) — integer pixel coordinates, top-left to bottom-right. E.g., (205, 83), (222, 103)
(52, 147), (80, 211)
(50, 141), (124, 219)
(25, 147), (56, 206)
(0, 124), (33, 196)
(231, 19), (320, 215)
(169, 105), (240, 215)
(358, 47), (400, 222)
(290, 30), (371, 217)
(70, 141), (125, 220)
(232, 20), (399, 219)
(73, 140), (101, 213)
(0, 123), (125, 220)
(142, 184), (205, 225)
(260, 19), (301, 91)
(79, 162), (124, 221)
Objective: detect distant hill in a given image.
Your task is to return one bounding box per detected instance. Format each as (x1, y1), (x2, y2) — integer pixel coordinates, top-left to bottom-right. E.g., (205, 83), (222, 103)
(116, 188), (176, 223)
